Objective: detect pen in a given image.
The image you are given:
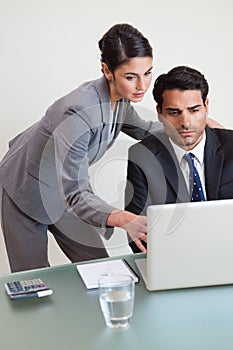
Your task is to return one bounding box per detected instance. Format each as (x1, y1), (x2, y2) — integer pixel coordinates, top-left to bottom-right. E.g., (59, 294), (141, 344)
(10, 289), (53, 300)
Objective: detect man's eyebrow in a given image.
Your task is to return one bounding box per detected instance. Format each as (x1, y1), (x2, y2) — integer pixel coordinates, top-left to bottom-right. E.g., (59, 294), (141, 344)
(187, 104), (202, 110)
(165, 104), (202, 112)
(165, 107), (181, 112)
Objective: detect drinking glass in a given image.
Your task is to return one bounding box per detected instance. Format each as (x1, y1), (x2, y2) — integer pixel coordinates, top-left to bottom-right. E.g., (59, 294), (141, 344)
(98, 274), (135, 329)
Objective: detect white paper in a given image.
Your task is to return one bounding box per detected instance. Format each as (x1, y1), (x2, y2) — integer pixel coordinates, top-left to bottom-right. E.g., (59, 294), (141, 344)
(76, 259), (138, 289)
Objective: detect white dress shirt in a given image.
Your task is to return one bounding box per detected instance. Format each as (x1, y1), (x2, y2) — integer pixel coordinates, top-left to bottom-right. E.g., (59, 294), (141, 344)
(107, 102), (119, 146)
(169, 132), (207, 198)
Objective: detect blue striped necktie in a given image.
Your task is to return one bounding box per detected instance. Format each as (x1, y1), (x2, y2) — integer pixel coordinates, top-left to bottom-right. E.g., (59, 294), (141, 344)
(186, 153), (206, 202)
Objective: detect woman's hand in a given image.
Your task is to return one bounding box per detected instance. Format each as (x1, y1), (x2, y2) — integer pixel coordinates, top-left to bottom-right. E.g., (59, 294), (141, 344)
(122, 213), (147, 253)
(206, 117), (225, 129)
(107, 210), (147, 253)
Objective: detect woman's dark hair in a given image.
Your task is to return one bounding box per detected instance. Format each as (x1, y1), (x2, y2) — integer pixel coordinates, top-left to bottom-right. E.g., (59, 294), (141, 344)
(153, 66), (209, 110)
(98, 23), (153, 72)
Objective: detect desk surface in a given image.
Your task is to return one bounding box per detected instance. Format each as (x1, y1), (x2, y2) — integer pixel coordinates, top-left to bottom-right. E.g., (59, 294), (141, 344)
(1, 253), (233, 350)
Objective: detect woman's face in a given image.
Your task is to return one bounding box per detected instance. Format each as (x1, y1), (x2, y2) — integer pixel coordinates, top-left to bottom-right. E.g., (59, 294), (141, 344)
(104, 57), (153, 102)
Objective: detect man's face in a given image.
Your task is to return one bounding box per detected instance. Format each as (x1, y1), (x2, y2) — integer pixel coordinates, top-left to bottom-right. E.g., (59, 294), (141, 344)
(157, 89), (209, 151)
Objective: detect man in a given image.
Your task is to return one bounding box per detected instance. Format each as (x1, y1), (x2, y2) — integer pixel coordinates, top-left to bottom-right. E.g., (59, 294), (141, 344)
(125, 66), (233, 252)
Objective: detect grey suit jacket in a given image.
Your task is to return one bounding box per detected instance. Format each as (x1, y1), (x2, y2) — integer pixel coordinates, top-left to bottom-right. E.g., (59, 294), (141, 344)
(0, 76), (158, 238)
(125, 127), (233, 215)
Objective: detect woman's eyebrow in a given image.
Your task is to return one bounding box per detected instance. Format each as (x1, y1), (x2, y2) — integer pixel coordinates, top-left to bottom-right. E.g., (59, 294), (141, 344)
(124, 66), (153, 76)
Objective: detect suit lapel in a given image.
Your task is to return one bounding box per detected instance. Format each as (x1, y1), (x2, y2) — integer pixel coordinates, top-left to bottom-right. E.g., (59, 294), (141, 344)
(90, 76), (112, 159)
(94, 76), (124, 147)
(204, 127), (225, 199)
(153, 133), (190, 202)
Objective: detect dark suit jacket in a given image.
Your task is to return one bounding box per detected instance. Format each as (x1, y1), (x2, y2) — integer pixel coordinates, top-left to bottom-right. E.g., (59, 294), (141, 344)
(125, 127), (233, 216)
(125, 126), (233, 252)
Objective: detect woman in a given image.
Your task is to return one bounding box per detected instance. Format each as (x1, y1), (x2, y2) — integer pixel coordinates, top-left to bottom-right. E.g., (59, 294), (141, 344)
(0, 23), (157, 272)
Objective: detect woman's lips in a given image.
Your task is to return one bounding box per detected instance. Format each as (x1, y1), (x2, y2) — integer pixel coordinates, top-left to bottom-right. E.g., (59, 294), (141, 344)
(132, 92), (144, 98)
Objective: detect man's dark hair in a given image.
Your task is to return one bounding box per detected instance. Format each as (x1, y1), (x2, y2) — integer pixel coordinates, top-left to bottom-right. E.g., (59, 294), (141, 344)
(152, 66), (209, 110)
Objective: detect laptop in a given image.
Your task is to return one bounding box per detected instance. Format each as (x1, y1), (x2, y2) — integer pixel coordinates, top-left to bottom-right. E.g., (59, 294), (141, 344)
(135, 199), (233, 291)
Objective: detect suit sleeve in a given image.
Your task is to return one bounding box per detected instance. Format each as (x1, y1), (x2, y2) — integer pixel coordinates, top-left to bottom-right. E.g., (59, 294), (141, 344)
(53, 113), (115, 236)
(121, 102), (163, 140)
(124, 145), (152, 216)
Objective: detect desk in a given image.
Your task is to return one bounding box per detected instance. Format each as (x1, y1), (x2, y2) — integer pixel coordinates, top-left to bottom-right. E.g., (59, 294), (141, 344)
(1, 253), (233, 350)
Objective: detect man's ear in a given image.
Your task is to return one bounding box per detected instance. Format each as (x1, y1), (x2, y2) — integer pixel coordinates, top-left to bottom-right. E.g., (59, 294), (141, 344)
(205, 98), (209, 116)
(101, 62), (113, 81)
(156, 105), (163, 122)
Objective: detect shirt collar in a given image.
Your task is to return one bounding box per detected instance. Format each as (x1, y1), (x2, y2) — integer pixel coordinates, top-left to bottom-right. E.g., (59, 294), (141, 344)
(169, 130), (206, 165)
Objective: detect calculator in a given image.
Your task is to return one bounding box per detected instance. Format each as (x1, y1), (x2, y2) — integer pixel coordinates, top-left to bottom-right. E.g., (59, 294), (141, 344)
(5, 278), (53, 300)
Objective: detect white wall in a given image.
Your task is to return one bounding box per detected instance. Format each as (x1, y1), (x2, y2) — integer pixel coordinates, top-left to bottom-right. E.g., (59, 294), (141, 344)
(1, 0), (233, 274)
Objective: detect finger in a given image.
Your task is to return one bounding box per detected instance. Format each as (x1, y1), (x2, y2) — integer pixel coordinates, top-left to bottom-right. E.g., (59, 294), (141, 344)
(139, 233), (147, 243)
(135, 239), (147, 253)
